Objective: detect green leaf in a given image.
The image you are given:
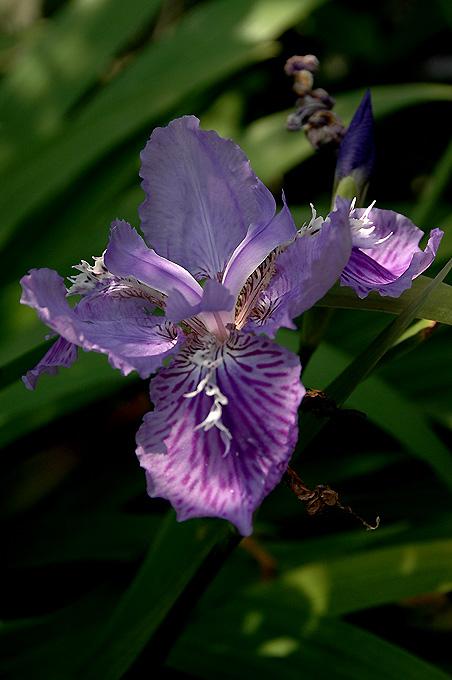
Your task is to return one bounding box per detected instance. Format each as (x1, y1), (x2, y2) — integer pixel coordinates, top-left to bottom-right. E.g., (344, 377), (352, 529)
(281, 537), (452, 617)
(0, 0), (165, 152)
(75, 511), (239, 680)
(167, 594), (452, 680)
(317, 276), (452, 325)
(411, 131), (452, 228)
(302, 341), (452, 491)
(294, 258), (452, 462)
(0, 0), (326, 251)
(325, 258), (452, 407)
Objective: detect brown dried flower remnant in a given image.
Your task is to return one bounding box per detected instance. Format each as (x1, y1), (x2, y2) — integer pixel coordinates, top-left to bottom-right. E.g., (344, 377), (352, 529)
(284, 465), (380, 531)
(285, 54), (346, 151)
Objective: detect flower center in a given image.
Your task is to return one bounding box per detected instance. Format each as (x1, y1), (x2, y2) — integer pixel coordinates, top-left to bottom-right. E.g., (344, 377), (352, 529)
(234, 247), (283, 330)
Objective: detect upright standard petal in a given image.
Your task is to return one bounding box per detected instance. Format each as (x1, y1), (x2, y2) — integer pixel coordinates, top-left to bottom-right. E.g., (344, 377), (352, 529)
(243, 197), (353, 337)
(138, 116), (276, 280)
(136, 332), (304, 536)
(20, 268), (185, 381)
(341, 207), (444, 298)
(222, 197), (297, 301)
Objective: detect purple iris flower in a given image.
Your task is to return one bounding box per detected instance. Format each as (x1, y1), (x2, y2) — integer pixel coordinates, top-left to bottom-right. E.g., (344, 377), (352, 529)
(20, 116), (353, 535)
(341, 200), (444, 298)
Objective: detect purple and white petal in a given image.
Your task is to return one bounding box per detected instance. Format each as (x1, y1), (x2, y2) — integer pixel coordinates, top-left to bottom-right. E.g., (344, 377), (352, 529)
(75, 295), (186, 376)
(138, 116), (276, 280)
(104, 219), (203, 305)
(20, 268), (185, 379)
(136, 332), (304, 536)
(23, 336), (78, 390)
(244, 197), (353, 337)
(342, 206), (444, 298)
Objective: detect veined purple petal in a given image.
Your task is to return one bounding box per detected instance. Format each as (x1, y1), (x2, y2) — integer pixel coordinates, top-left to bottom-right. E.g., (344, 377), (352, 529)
(244, 197), (353, 337)
(104, 219), (203, 305)
(222, 196), (297, 300)
(138, 116), (276, 280)
(342, 206), (444, 298)
(20, 268), (185, 381)
(23, 336), (78, 390)
(136, 331), (304, 536)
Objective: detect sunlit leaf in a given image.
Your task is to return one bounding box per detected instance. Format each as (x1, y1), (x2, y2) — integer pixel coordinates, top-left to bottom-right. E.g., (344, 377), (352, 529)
(317, 277), (452, 325)
(167, 594), (452, 680)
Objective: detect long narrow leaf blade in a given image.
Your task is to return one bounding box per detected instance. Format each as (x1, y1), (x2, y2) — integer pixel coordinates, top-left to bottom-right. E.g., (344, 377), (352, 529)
(317, 276), (452, 325)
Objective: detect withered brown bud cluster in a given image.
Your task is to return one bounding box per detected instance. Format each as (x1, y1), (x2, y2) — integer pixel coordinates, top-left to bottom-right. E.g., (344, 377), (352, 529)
(285, 54), (346, 151)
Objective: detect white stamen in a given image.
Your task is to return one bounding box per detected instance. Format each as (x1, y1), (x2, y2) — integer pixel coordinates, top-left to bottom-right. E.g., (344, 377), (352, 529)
(349, 199), (392, 249)
(297, 204), (328, 238)
(67, 252), (166, 307)
(67, 252), (112, 295)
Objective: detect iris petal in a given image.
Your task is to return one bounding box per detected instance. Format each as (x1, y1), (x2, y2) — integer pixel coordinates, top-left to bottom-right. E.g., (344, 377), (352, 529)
(20, 268), (184, 381)
(244, 197), (353, 337)
(23, 337), (78, 390)
(136, 331), (304, 536)
(223, 197), (297, 299)
(138, 116), (276, 280)
(342, 207), (444, 298)
(105, 219), (203, 305)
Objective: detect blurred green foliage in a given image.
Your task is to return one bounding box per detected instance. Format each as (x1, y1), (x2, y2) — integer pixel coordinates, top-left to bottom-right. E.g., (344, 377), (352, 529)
(1, 0), (452, 678)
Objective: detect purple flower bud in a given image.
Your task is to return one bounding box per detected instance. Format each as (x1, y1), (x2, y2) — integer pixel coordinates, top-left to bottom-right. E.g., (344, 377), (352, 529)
(334, 90), (375, 204)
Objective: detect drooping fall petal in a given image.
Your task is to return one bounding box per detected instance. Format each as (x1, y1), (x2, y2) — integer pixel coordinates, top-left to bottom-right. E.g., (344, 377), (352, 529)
(136, 331), (304, 536)
(20, 268), (185, 379)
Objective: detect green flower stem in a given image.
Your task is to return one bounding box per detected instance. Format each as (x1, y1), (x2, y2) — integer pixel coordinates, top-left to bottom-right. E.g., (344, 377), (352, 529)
(294, 257), (452, 463)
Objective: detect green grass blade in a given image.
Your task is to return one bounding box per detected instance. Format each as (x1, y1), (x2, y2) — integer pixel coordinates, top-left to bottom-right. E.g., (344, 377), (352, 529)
(282, 537), (452, 617)
(325, 258), (452, 407)
(294, 258), (452, 461)
(0, 0), (165, 152)
(302, 342), (452, 491)
(316, 276), (452, 325)
(0, 0), (324, 251)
